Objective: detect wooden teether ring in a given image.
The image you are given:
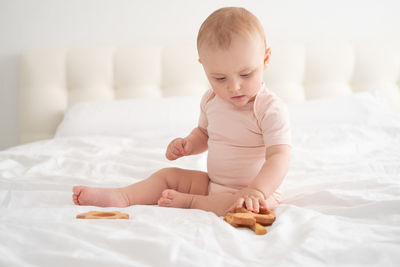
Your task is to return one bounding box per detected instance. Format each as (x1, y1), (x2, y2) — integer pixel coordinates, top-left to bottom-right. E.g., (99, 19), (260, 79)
(76, 211), (129, 219)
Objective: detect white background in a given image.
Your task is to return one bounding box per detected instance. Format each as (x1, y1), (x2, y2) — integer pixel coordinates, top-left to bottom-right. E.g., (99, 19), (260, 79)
(0, 0), (399, 150)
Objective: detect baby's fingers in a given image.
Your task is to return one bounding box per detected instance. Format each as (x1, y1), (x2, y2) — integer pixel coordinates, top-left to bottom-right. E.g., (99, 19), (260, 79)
(172, 146), (183, 156)
(259, 198), (268, 210)
(166, 146), (183, 160)
(252, 197), (260, 213)
(244, 196), (261, 213)
(166, 151), (178, 160)
(244, 197), (253, 211)
(226, 197), (245, 214)
(175, 139), (186, 154)
(180, 138), (188, 154)
(235, 197), (245, 209)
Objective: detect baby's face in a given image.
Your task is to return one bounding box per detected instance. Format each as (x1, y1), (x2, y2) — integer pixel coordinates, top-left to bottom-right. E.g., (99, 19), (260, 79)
(199, 35), (270, 108)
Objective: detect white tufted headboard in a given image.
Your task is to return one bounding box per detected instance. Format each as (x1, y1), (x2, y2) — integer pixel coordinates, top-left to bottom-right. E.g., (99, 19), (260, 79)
(19, 41), (400, 144)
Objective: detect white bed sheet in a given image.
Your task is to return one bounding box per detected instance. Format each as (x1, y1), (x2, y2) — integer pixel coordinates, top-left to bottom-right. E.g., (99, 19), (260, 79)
(1, 97), (400, 266)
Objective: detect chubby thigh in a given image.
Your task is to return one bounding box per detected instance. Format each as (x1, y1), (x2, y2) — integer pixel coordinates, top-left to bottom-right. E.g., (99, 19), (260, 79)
(163, 167), (210, 196)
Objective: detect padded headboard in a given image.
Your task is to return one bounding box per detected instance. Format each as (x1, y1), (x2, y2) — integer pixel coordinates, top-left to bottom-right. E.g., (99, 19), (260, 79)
(19, 41), (400, 144)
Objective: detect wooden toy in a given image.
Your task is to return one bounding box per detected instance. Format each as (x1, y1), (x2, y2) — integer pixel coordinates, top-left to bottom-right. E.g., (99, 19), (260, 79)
(224, 207), (275, 235)
(76, 210), (129, 219)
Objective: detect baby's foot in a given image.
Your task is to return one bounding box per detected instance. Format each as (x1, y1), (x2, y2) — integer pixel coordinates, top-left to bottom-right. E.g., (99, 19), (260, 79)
(72, 186), (130, 207)
(157, 189), (194, 209)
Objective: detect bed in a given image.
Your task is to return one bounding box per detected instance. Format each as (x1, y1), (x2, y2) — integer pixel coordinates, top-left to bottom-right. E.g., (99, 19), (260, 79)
(1, 41), (400, 266)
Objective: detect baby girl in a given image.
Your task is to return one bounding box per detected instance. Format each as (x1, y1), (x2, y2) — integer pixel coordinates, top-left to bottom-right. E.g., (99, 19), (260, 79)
(72, 7), (291, 216)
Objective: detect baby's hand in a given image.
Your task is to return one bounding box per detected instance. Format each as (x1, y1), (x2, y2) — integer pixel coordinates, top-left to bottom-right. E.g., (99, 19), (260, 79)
(166, 138), (193, 160)
(228, 188), (267, 213)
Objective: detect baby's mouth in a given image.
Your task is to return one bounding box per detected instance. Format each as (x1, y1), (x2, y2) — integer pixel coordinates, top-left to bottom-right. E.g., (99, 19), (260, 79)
(231, 95), (245, 100)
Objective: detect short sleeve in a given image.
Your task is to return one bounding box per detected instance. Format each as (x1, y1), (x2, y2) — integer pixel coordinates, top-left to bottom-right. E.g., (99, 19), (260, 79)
(198, 89), (215, 132)
(255, 91), (292, 149)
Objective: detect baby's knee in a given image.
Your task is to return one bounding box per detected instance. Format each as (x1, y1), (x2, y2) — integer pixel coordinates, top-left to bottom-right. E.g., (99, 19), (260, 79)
(155, 167), (182, 177)
(154, 167), (184, 188)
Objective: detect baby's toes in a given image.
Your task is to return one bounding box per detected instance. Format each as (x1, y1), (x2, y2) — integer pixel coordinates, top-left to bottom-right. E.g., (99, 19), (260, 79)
(72, 194), (80, 205)
(158, 197), (172, 206)
(162, 189), (176, 199)
(72, 186), (82, 195)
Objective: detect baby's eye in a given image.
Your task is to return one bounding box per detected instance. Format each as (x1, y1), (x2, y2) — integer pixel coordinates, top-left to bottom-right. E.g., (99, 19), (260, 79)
(215, 77), (226, 82)
(240, 72), (252, 78)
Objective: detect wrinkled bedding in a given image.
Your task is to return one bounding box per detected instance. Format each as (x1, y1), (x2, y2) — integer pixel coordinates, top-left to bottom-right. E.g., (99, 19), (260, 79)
(1, 96), (400, 266)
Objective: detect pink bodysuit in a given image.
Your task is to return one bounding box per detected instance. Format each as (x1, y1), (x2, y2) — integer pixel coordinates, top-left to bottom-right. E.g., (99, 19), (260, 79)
(198, 84), (291, 203)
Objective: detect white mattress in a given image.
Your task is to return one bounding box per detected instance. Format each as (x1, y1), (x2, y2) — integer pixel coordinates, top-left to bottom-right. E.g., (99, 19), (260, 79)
(1, 92), (400, 266)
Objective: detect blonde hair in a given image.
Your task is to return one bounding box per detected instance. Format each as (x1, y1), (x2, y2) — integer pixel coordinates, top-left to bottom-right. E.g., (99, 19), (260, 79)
(197, 7), (266, 51)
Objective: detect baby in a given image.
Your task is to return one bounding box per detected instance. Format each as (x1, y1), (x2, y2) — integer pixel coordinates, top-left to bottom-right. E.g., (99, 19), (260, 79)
(72, 7), (291, 216)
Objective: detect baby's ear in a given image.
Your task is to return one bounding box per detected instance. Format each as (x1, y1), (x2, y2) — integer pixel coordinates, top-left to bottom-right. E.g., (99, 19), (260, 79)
(198, 58), (202, 64)
(263, 48), (271, 69)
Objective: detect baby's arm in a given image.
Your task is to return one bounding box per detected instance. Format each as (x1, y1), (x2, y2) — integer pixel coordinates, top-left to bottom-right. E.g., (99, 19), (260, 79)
(165, 127), (208, 160)
(249, 144), (291, 199)
(231, 144), (291, 212)
(185, 127), (208, 155)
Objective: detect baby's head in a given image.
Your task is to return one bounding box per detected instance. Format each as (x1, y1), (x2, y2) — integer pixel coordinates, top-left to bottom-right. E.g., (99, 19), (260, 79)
(197, 7), (270, 107)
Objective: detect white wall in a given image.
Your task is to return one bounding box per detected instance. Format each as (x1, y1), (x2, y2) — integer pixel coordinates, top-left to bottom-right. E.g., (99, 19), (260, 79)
(0, 0), (399, 150)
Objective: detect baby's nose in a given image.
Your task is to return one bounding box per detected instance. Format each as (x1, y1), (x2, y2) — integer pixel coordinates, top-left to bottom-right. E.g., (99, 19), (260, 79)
(227, 79), (241, 93)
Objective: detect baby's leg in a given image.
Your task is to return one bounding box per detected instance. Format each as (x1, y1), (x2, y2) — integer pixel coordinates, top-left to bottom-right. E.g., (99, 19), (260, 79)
(158, 190), (280, 216)
(158, 190), (236, 216)
(72, 168), (209, 207)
